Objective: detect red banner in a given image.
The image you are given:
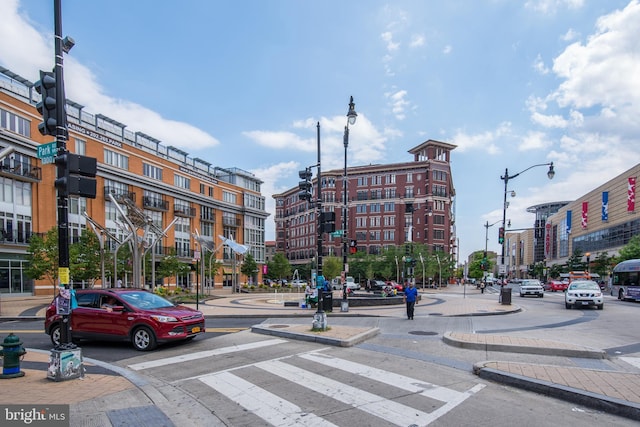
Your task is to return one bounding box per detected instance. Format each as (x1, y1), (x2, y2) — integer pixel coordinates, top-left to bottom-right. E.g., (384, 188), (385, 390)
(581, 201), (588, 229)
(629, 177), (636, 212)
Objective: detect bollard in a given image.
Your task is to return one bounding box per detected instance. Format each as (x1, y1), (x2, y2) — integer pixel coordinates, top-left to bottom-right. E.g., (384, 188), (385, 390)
(0, 333), (26, 379)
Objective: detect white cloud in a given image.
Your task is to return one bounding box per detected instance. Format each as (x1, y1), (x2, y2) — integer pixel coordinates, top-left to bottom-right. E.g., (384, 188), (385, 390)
(561, 28), (580, 42)
(410, 34), (425, 48)
(384, 89), (410, 121)
(532, 54), (550, 75)
(442, 45), (452, 54)
(0, 0), (219, 151)
(451, 122), (513, 154)
(530, 112), (568, 128)
(525, 0), (585, 14)
(381, 31), (400, 52)
(518, 131), (552, 151)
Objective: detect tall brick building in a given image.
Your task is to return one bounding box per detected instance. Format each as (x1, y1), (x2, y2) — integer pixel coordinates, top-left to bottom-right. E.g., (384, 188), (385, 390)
(0, 67), (267, 295)
(274, 140), (456, 265)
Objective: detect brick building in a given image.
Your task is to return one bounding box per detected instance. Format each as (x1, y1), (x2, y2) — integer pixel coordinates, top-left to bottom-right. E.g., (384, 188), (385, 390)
(0, 66), (267, 295)
(274, 140), (456, 265)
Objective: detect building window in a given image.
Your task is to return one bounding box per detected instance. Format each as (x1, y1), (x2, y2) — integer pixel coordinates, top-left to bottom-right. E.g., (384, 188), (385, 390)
(356, 204), (367, 214)
(74, 138), (86, 155)
(357, 177), (368, 186)
(373, 175), (382, 185)
(104, 149), (128, 169)
(385, 174), (396, 185)
(0, 108), (30, 138)
(369, 203), (381, 213)
(406, 172), (413, 183)
(384, 202), (395, 212)
(174, 174), (191, 190)
(143, 163), (163, 180)
(433, 229), (445, 240)
(223, 191), (237, 204)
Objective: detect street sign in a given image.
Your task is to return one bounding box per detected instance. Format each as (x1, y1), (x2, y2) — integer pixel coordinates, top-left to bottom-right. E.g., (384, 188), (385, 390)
(330, 230), (344, 237)
(37, 141), (58, 164)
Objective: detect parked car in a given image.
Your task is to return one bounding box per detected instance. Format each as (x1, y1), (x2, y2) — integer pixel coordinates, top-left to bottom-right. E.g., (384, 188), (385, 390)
(345, 276), (359, 291)
(388, 281), (404, 292)
(519, 279), (544, 298)
(291, 279), (308, 288)
(565, 280), (604, 310)
(546, 280), (568, 292)
(44, 289), (205, 351)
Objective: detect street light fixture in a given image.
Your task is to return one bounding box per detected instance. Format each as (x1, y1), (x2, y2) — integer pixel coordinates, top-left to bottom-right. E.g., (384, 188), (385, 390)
(342, 96), (357, 299)
(500, 162), (555, 280)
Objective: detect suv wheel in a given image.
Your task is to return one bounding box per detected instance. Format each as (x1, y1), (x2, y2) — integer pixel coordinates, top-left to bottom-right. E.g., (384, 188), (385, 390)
(132, 326), (157, 351)
(565, 302), (571, 309)
(50, 324), (61, 346)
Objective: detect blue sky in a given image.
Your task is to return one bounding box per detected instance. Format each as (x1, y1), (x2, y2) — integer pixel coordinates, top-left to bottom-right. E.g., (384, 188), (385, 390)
(2, 0), (639, 263)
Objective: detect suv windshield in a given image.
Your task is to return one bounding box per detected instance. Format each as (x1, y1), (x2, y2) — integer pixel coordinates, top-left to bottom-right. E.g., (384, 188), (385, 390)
(119, 291), (174, 309)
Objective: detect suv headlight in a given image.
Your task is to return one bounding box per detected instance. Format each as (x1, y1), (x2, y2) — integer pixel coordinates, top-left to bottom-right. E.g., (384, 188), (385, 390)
(151, 315), (178, 323)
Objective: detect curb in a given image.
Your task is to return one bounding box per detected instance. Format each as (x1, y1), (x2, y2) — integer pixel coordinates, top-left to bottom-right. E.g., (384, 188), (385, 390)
(473, 363), (640, 421)
(442, 331), (607, 359)
(250, 324), (380, 347)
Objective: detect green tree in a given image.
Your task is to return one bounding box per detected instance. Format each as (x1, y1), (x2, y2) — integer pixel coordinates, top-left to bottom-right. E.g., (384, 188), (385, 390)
(70, 231), (101, 287)
(566, 250), (585, 271)
(618, 235), (640, 261)
(157, 249), (191, 286)
(322, 256), (342, 281)
(268, 252), (291, 281)
(241, 253), (258, 284)
(25, 228), (59, 292)
(467, 251), (486, 281)
(592, 252), (614, 278)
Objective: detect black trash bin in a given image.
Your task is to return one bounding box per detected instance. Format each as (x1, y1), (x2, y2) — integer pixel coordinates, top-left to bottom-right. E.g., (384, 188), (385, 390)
(500, 287), (512, 305)
(322, 291), (333, 312)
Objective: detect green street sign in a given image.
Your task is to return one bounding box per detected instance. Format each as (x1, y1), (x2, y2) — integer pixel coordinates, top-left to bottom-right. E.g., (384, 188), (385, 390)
(37, 141), (58, 164)
(330, 230), (344, 237)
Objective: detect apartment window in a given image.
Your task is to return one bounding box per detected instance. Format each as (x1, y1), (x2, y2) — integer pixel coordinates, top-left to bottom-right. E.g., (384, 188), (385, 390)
(384, 188), (396, 199)
(373, 175), (382, 185)
(143, 163), (163, 180)
(357, 177), (368, 186)
(433, 215), (445, 225)
(223, 191), (237, 204)
(74, 138), (86, 156)
(406, 172), (413, 183)
(104, 149), (128, 169)
(0, 177), (12, 203)
(68, 197), (87, 215)
(384, 202), (395, 212)
(14, 181), (31, 206)
(433, 229), (445, 240)
(383, 216), (395, 226)
(369, 203), (381, 213)
(405, 187), (414, 198)
(174, 174), (190, 190)
(356, 217), (366, 228)
(385, 174), (396, 184)
(432, 185), (447, 197)
(369, 231), (381, 240)
(356, 204), (367, 214)
(370, 216), (381, 227)
(0, 108), (30, 138)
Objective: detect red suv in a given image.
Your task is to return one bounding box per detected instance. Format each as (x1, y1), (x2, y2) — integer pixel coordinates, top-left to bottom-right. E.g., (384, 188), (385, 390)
(45, 289), (205, 351)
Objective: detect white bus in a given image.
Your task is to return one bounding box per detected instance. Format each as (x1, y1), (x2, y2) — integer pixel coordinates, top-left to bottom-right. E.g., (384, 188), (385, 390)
(611, 259), (640, 301)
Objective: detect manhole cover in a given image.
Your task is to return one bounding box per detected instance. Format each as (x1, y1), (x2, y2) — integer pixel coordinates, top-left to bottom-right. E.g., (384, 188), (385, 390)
(409, 331), (438, 336)
(429, 313), (443, 316)
(268, 324), (290, 329)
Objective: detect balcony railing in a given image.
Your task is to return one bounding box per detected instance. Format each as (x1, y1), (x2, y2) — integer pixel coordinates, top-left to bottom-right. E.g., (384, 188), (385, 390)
(142, 196), (169, 211)
(104, 186), (136, 203)
(0, 161), (41, 181)
(174, 205), (196, 218)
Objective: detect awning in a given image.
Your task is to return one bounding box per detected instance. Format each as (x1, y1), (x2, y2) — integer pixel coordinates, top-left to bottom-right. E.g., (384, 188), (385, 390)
(222, 268), (234, 275)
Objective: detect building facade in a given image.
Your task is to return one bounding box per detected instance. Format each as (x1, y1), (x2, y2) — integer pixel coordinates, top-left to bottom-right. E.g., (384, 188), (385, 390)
(274, 140), (457, 265)
(501, 163), (639, 278)
(0, 66), (268, 295)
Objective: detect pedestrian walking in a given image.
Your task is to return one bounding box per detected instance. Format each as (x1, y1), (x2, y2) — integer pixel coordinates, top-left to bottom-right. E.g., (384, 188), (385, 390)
(403, 281), (418, 319)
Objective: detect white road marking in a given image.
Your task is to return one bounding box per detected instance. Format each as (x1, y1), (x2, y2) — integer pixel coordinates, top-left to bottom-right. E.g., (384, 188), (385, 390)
(254, 359), (434, 426)
(620, 356), (640, 370)
(127, 338), (287, 370)
(200, 371), (339, 427)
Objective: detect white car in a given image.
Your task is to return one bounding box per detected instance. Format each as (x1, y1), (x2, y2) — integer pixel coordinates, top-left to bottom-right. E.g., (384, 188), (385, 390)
(345, 276), (359, 291)
(565, 280), (604, 310)
(519, 279), (544, 298)
(290, 279), (307, 288)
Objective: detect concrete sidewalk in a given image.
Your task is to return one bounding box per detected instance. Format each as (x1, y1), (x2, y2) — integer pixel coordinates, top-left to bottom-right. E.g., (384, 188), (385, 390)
(1, 285), (640, 423)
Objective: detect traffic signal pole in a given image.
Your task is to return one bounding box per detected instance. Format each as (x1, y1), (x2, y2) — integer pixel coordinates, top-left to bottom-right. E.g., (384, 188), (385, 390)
(53, 0), (74, 348)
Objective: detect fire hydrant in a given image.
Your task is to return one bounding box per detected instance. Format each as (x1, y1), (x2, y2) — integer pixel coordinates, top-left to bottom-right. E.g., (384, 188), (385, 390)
(0, 333), (26, 378)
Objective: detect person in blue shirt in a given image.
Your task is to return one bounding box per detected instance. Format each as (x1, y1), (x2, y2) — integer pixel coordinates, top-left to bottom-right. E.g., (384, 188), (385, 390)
(403, 281), (419, 320)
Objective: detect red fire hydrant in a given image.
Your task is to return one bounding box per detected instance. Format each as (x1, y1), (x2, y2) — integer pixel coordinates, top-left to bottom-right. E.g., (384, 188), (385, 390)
(0, 333), (26, 378)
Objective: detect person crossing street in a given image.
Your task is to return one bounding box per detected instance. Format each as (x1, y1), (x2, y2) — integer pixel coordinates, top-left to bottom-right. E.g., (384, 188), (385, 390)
(403, 281), (418, 319)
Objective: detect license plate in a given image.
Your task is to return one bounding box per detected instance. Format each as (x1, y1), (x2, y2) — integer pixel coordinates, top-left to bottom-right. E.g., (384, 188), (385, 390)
(580, 301), (589, 305)
(191, 326), (201, 333)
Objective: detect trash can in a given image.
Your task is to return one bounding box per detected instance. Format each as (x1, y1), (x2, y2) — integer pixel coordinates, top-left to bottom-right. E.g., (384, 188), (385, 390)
(322, 291), (333, 312)
(500, 287), (512, 305)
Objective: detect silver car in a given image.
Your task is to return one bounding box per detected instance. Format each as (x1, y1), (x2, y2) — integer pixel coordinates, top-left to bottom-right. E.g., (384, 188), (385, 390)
(519, 279), (544, 298)
(565, 280), (604, 310)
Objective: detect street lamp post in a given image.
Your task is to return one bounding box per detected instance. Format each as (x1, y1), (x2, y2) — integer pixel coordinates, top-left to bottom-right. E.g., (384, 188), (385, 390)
(500, 162), (555, 281)
(342, 96), (357, 300)
(419, 253), (425, 289)
(395, 256), (399, 284)
(484, 220), (501, 277)
(313, 121), (326, 330)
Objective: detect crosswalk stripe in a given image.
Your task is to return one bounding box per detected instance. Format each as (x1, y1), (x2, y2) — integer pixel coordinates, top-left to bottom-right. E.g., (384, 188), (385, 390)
(300, 352), (483, 404)
(200, 372), (338, 427)
(254, 359), (432, 426)
(620, 357), (640, 370)
(127, 338), (287, 371)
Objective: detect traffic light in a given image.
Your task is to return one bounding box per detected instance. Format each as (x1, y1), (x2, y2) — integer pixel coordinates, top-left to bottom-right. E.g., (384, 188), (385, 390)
(498, 227), (505, 244)
(54, 153), (97, 198)
(349, 239), (357, 254)
(34, 70), (57, 136)
(298, 168), (312, 201)
(320, 211), (336, 233)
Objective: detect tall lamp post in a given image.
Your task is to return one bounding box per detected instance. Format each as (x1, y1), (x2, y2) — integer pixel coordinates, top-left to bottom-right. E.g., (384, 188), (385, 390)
(500, 162), (555, 281)
(342, 96), (357, 299)
(484, 220), (501, 277)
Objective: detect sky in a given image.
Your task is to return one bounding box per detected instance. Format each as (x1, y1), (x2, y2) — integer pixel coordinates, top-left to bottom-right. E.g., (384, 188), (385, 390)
(1, 0), (639, 263)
